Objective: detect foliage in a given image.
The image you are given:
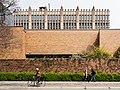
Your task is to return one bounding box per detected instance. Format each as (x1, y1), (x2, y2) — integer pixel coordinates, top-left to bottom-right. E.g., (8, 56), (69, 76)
(87, 47), (112, 59)
(0, 0), (18, 15)
(114, 47), (120, 58)
(80, 47), (112, 59)
(71, 47), (112, 59)
(71, 54), (81, 59)
(0, 72), (34, 81)
(45, 72), (61, 81)
(0, 0), (18, 25)
(95, 73), (120, 81)
(0, 72), (120, 81)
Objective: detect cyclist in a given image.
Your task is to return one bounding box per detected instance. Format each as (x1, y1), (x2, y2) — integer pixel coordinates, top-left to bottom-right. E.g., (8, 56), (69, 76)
(35, 67), (41, 83)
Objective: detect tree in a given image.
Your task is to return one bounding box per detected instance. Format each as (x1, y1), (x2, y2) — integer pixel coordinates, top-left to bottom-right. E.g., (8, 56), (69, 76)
(0, 0), (18, 25)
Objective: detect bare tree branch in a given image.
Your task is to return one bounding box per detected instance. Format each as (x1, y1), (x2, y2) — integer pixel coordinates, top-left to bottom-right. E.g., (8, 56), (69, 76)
(0, 0), (18, 24)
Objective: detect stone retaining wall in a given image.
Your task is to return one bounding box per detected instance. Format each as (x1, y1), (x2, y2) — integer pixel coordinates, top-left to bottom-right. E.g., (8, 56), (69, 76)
(0, 58), (120, 73)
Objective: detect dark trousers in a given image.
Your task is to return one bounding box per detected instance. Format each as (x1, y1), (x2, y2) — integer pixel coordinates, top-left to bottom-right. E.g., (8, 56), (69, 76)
(84, 75), (88, 81)
(90, 75), (96, 82)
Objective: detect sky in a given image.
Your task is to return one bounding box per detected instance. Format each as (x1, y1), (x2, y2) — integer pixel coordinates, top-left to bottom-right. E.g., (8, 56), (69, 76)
(18, 0), (120, 29)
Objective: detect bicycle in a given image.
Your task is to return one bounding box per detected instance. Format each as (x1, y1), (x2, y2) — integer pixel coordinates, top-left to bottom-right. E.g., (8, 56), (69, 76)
(27, 76), (46, 87)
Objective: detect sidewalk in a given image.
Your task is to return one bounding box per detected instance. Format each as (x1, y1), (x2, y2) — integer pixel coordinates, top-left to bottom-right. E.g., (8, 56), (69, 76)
(0, 81), (120, 88)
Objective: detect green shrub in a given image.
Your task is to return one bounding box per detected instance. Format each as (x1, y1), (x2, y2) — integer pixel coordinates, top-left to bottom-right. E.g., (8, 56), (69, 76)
(82, 47), (112, 59)
(0, 72), (34, 81)
(45, 72), (61, 81)
(70, 73), (83, 81)
(0, 72), (120, 81)
(95, 73), (120, 81)
(71, 47), (112, 59)
(71, 54), (81, 59)
(95, 73), (111, 81)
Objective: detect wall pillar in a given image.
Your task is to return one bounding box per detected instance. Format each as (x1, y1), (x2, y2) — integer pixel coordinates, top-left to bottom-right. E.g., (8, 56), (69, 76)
(28, 6), (32, 29)
(44, 7), (48, 29)
(60, 6), (63, 29)
(76, 6), (79, 29)
(92, 6), (95, 29)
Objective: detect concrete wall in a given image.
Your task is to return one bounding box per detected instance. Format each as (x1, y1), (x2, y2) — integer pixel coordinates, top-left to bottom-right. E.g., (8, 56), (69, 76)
(25, 30), (99, 55)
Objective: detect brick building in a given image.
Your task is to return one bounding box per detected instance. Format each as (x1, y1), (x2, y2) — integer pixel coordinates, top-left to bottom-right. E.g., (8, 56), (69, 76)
(1, 5), (120, 59)
(0, 27), (120, 59)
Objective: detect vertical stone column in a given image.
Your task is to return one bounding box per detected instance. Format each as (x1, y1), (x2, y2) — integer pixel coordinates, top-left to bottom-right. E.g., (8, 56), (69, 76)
(96, 9), (98, 29)
(104, 9), (107, 29)
(60, 6), (63, 29)
(51, 9), (53, 29)
(14, 12), (16, 26)
(44, 7), (48, 29)
(22, 9), (24, 28)
(70, 9), (72, 29)
(54, 9), (56, 29)
(101, 9), (103, 29)
(85, 9), (87, 29)
(19, 9), (21, 26)
(76, 6), (79, 29)
(92, 6), (95, 29)
(107, 9), (110, 29)
(99, 9), (101, 29)
(83, 9), (85, 29)
(28, 6), (32, 29)
(25, 9), (28, 29)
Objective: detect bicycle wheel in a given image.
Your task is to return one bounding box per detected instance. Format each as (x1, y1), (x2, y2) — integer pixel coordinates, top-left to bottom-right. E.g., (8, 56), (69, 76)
(28, 80), (39, 87)
(27, 80), (34, 87)
(39, 77), (46, 87)
(27, 80), (31, 87)
(27, 77), (36, 87)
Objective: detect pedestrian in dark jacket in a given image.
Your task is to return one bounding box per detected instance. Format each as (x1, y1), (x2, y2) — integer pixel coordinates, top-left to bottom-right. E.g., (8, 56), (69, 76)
(90, 68), (96, 82)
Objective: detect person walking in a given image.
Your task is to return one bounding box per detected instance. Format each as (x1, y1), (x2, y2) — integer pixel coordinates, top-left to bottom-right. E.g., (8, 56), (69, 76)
(84, 69), (88, 81)
(90, 68), (96, 82)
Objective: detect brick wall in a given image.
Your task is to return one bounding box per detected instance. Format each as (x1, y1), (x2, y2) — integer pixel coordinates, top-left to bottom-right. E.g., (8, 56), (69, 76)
(1, 27), (120, 59)
(100, 30), (120, 54)
(0, 27), (26, 59)
(11, 27), (26, 59)
(25, 30), (99, 54)
(25, 29), (120, 57)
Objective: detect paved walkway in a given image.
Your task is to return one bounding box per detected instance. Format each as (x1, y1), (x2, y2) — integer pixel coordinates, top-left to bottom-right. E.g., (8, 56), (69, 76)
(0, 81), (120, 88)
